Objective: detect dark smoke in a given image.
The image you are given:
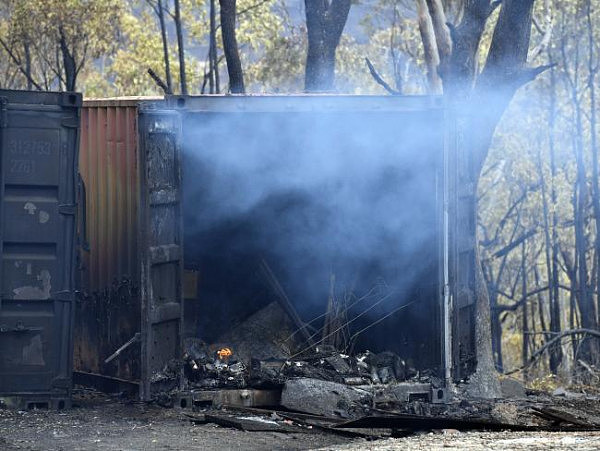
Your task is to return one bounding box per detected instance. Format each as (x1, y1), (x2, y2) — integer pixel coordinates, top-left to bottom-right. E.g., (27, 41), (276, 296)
(181, 99), (444, 370)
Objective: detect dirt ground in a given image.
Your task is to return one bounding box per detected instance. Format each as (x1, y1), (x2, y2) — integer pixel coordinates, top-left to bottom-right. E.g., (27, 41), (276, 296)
(0, 391), (352, 451)
(1, 391), (600, 451)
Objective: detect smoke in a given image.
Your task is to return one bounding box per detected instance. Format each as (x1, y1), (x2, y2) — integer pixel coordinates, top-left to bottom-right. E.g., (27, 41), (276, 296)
(181, 99), (443, 362)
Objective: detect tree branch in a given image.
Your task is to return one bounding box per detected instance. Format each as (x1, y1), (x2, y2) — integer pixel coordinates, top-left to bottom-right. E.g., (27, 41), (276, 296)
(147, 67), (169, 94)
(493, 228), (537, 258)
(417, 0), (442, 93)
(516, 64), (557, 87)
(505, 329), (600, 375)
(365, 57), (400, 95)
(425, 0), (452, 65)
(0, 36), (42, 90)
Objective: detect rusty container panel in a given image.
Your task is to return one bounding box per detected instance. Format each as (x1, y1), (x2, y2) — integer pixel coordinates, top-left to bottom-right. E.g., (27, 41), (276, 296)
(0, 90), (81, 409)
(74, 99), (142, 382)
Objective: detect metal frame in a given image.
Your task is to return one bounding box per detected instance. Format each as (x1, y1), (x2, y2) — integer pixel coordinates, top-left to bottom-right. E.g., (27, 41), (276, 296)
(166, 94), (444, 112)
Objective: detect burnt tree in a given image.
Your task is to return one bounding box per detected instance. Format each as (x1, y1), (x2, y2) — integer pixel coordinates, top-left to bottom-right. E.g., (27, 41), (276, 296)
(145, 0), (173, 93)
(418, 0), (549, 397)
(58, 25), (77, 91)
(219, 0), (245, 93)
(207, 0), (220, 93)
(304, 0), (351, 92)
(157, 0), (173, 93)
(173, 0), (187, 94)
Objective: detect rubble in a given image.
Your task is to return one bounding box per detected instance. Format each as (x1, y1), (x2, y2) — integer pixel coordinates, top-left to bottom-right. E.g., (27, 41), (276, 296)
(146, 267), (600, 437)
(182, 339), (248, 389)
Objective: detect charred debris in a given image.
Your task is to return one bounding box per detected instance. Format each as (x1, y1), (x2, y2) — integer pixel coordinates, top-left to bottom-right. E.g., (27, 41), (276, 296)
(152, 261), (440, 412)
(145, 262), (600, 437)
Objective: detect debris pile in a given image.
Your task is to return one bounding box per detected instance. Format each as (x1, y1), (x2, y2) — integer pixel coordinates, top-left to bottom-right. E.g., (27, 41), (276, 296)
(180, 337), (427, 391)
(151, 264), (440, 416)
(183, 340), (247, 389)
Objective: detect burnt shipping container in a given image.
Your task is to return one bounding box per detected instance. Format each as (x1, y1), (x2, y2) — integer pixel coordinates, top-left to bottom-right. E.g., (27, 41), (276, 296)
(75, 95), (477, 401)
(0, 90), (81, 409)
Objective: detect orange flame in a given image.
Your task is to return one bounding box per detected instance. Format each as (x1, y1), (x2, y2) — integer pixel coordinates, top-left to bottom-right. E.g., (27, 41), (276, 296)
(217, 347), (233, 359)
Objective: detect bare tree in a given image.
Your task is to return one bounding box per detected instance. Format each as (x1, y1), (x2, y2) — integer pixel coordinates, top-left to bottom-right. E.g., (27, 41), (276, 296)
(146, 0), (173, 94)
(173, 0), (187, 94)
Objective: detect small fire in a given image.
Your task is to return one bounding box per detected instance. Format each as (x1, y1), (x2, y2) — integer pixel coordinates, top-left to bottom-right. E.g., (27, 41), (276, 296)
(217, 347), (233, 360)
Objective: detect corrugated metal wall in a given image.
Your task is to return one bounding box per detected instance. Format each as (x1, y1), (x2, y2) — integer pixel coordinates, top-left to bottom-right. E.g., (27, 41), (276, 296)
(79, 100), (140, 290)
(75, 99), (148, 381)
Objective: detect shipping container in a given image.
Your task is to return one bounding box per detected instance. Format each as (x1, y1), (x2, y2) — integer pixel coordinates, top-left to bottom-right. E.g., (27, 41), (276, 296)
(0, 90), (81, 409)
(75, 95), (476, 401)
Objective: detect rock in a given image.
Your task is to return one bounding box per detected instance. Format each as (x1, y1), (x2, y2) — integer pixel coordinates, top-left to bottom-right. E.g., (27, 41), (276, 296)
(281, 378), (372, 418)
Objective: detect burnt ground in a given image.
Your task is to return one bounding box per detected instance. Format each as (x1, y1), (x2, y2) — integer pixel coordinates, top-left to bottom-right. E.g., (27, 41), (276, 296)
(0, 390), (352, 451)
(2, 389), (600, 451)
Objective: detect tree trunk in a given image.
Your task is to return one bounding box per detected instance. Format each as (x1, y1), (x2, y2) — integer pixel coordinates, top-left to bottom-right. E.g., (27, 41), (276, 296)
(419, 0), (541, 398)
(219, 0), (244, 93)
(486, 267), (503, 371)
(547, 54), (563, 373)
(304, 0), (351, 92)
(59, 27), (77, 91)
(173, 0), (187, 95)
(417, 0), (442, 93)
(209, 0), (220, 94)
(157, 0), (172, 94)
(521, 243), (529, 382)
(572, 61), (598, 368)
(23, 40), (32, 91)
(538, 104), (563, 373)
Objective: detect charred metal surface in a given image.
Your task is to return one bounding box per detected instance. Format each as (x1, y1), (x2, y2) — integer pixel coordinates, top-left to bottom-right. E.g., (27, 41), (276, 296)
(447, 113), (477, 380)
(137, 106), (184, 401)
(73, 278), (140, 381)
(0, 90), (81, 406)
(175, 388), (282, 409)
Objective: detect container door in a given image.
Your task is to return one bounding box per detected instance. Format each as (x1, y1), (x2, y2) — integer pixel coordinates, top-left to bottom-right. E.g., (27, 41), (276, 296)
(0, 90), (81, 402)
(448, 113), (478, 381)
(137, 107), (183, 401)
